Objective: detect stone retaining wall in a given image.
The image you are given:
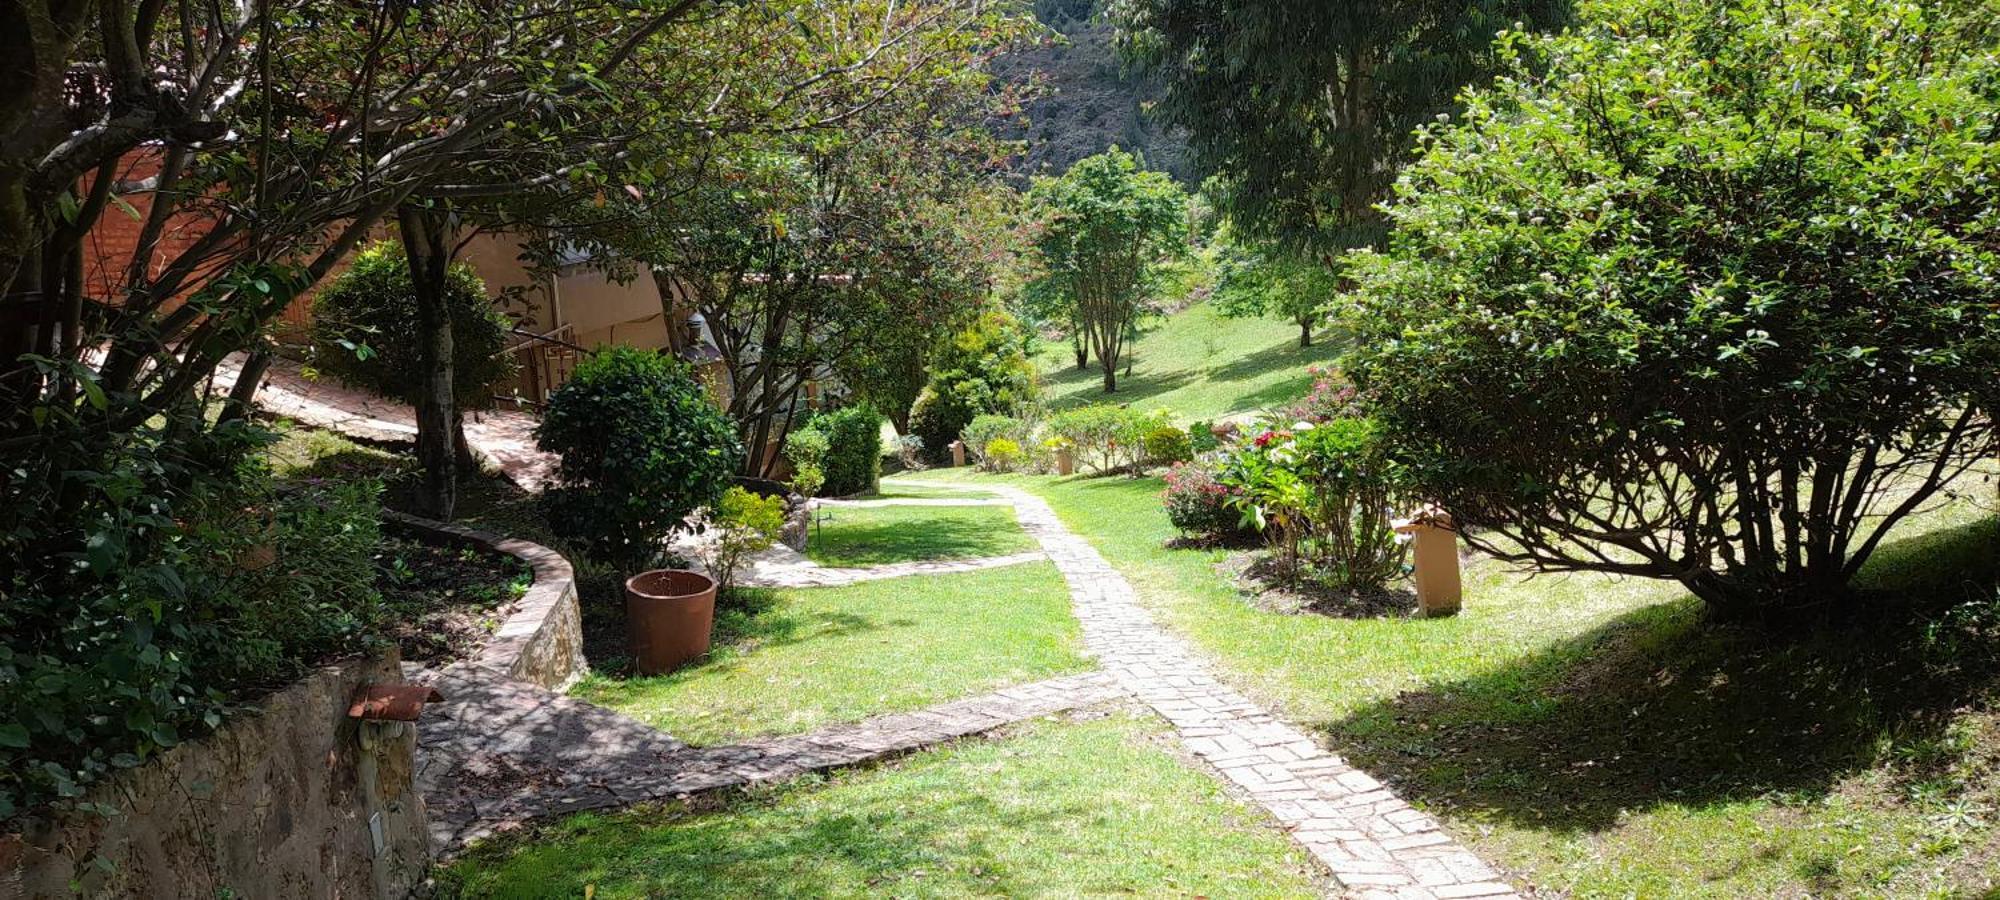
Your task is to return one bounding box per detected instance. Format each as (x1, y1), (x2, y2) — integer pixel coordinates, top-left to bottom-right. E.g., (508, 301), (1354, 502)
(1, 654), (428, 899)
(382, 510), (587, 691)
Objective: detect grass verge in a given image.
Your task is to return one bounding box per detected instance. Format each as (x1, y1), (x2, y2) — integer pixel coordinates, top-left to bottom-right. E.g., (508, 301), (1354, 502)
(806, 502), (1035, 567)
(435, 711), (1322, 899)
(573, 562), (1088, 745)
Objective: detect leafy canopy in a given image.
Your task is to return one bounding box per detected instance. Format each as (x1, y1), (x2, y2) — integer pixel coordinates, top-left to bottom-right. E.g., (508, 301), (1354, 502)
(1345, 0), (2000, 618)
(1026, 148), (1190, 392)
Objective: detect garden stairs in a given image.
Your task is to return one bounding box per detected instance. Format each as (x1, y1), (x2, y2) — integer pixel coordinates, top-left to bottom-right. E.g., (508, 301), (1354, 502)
(222, 363), (1522, 898)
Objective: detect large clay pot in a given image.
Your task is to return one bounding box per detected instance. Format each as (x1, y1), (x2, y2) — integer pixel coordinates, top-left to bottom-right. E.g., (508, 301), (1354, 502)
(624, 569), (717, 675)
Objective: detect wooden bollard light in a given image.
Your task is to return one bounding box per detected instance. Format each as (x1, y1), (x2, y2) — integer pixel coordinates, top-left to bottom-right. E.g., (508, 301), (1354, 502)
(1055, 444), (1075, 476)
(1392, 509), (1463, 618)
(949, 440), (967, 467)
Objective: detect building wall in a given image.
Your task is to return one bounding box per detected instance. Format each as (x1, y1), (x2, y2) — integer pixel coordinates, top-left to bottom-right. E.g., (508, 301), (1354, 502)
(557, 265), (669, 351)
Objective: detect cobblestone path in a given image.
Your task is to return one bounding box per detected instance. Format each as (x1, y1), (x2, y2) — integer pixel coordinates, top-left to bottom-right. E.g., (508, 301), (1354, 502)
(893, 479), (1519, 900)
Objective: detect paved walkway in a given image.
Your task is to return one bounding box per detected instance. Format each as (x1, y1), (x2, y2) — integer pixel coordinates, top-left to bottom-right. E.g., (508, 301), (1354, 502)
(893, 479), (1519, 900)
(417, 668), (1124, 853)
(213, 354), (557, 490)
(221, 365), (1516, 895)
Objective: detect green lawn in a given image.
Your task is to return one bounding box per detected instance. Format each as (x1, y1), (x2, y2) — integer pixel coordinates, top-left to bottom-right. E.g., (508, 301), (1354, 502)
(905, 472), (2000, 898)
(573, 562), (1089, 746)
(436, 712), (1322, 899)
(1036, 300), (1341, 422)
(806, 503), (1035, 567)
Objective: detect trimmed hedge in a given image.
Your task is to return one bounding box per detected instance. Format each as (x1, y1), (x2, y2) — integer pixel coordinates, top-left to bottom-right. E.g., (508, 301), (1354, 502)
(814, 404), (882, 497)
(537, 347), (742, 568)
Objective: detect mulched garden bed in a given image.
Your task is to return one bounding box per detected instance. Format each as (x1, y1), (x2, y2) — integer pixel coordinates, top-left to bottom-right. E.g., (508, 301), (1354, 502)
(376, 533), (532, 664)
(1218, 550), (1418, 620)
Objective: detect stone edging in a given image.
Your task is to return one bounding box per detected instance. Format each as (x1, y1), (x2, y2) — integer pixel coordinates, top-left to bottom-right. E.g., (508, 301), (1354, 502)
(382, 509), (588, 691)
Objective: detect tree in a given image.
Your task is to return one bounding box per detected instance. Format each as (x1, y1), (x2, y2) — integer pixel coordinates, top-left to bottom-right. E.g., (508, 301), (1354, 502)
(1026, 148), (1188, 392)
(570, 16), (1031, 475)
(909, 307), (1038, 461)
(309, 241), (515, 466)
(1113, 0), (1570, 256)
(1343, 0), (2000, 622)
(1212, 237), (1338, 348)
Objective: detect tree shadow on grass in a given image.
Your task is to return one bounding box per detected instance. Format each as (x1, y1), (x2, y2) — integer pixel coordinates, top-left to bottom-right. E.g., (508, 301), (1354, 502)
(442, 788), (1083, 898)
(580, 581), (906, 679)
(807, 510), (1030, 567)
(1325, 515), (2000, 835)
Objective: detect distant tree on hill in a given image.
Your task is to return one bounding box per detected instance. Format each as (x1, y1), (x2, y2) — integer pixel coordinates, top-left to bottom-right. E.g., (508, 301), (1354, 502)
(1026, 148), (1189, 393)
(1212, 237), (1337, 348)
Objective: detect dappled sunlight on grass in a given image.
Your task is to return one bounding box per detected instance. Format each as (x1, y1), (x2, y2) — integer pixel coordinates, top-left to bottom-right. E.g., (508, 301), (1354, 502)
(921, 468), (2000, 897)
(437, 713), (1322, 899)
(573, 562), (1088, 746)
(1036, 301), (1340, 421)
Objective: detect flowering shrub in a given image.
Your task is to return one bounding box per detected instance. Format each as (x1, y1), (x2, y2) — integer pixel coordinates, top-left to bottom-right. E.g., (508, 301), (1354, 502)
(1049, 404), (1146, 474)
(1162, 459), (1241, 538)
(1214, 414), (1406, 589)
(1274, 366), (1359, 424)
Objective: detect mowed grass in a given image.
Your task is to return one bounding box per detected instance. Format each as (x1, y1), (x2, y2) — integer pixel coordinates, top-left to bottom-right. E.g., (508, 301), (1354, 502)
(1036, 300), (1341, 421)
(905, 472), (2000, 898)
(805, 502), (1035, 567)
(573, 562), (1089, 746)
(436, 712), (1323, 899)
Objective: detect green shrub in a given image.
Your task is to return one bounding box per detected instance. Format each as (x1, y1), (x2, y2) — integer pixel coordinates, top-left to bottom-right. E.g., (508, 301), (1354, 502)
(1344, 0), (2000, 617)
(814, 404), (882, 497)
(537, 347), (742, 568)
(698, 487), (787, 596)
(910, 309), (1037, 462)
(783, 427), (830, 498)
(1187, 420), (1221, 455)
(1, 428), (387, 822)
(1141, 422), (1192, 466)
(983, 438), (1025, 472)
(1048, 404), (1146, 475)
(962, 414), (1027, 466)
(310, 241), (517, 410)
(1218, 417), (1404, 589)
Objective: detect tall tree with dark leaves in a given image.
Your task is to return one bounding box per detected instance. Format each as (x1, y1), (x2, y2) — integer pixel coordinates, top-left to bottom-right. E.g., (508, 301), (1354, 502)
(1111, 0), (1571, 255)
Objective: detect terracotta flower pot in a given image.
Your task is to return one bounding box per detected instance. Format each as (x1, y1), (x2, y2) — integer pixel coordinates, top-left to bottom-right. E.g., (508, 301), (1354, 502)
(624, 569), (717, 675)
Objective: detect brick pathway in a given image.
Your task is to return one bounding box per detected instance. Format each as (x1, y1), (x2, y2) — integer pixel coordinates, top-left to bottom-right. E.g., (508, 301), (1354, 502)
(893, 479), (1519, 900)
(417, 668), (1124, 854)
(213, 354), (557, 490)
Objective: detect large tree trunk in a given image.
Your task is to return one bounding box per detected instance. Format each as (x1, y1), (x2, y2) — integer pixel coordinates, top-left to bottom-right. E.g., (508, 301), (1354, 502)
(1299, 318), (1313, 348)
(398, 202), (457, 520)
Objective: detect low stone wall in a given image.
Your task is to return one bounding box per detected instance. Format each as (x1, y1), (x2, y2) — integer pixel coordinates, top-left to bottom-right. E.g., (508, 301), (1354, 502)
(382, 510), (588, 691)
(1, 654), (428, 899)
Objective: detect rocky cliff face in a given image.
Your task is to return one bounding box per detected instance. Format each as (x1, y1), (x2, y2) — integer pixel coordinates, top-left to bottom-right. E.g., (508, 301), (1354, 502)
(994, 0), (1194, 184)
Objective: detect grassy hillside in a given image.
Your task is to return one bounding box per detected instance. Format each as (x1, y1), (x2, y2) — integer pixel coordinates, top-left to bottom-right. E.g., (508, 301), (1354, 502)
(1036, 301), (1339, 422)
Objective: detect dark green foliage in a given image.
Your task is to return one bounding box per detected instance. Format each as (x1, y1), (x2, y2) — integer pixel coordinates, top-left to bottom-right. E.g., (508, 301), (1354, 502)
(814, 404), (884, 497)
(910, 309), (1038, 462)
(310, 241), (517, 410)
(1345, 0), (2000, 617)
(1116, 0), (1571, 253)
(1, 426), (386, 822)
(537, 347), (742, 568)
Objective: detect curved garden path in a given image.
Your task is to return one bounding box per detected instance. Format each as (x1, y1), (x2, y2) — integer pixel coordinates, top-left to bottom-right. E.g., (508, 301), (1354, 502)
(890, 479), (1520, 900)
(217, 364), (1516, 896)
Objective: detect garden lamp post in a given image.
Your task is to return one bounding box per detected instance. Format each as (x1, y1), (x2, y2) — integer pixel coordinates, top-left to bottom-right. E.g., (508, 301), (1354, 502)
(1393, 509), (1462, 618)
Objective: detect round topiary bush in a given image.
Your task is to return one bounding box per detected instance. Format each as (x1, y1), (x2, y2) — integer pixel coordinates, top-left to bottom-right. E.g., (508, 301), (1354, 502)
(536, 347), (742, 568)
(310, 241), (516, 410)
